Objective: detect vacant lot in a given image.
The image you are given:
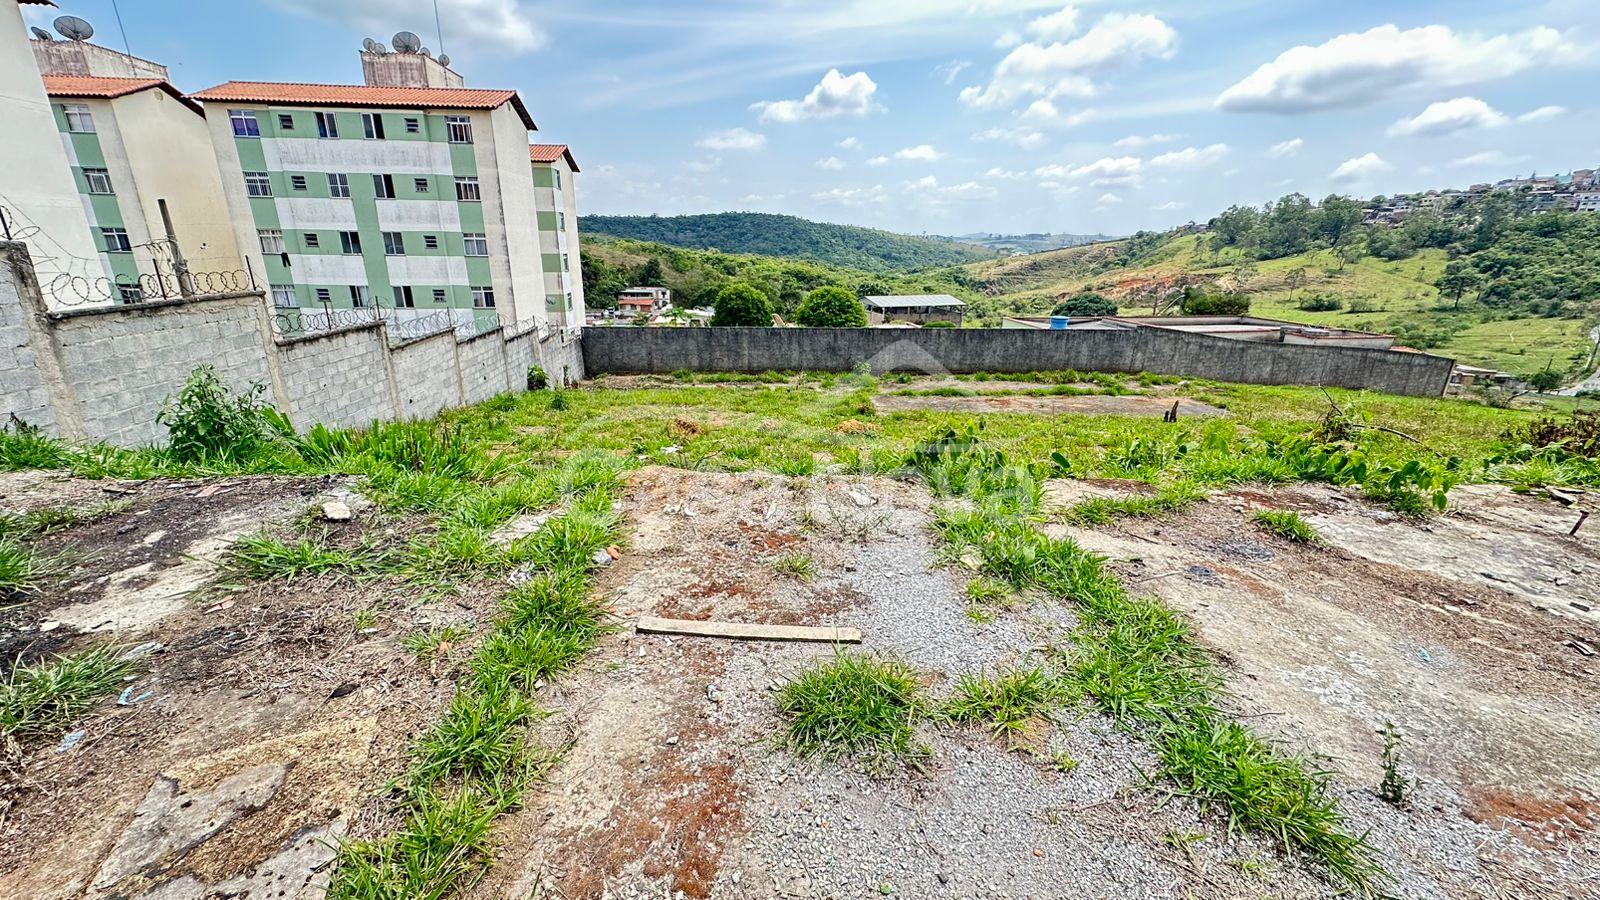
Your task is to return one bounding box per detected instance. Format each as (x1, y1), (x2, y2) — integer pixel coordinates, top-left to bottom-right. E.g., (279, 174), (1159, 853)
(2, 373), (1596, 899)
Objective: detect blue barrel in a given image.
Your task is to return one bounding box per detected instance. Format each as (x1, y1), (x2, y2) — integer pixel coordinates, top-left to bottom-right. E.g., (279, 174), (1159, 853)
(1050, 316), (1070, 330)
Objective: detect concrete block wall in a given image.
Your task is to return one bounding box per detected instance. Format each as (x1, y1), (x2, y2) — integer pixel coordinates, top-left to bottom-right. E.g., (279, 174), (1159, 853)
(1, 241), (579, 447)
(0, 247), (57, 432)
(582, 326), (1454, 398)
(277, 325), (396, 430)
(540, 332), (586, 386)
(390, 331), (464, 421)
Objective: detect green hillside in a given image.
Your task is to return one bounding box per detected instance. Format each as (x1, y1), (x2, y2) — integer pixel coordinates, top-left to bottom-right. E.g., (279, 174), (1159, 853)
(579, 212), (995, 273)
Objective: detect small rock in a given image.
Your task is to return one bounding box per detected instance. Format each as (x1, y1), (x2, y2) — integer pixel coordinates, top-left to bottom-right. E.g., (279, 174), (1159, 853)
(1571, 601), (1592, 612)
(321, 500), (354, 522)
(958, 548), (984, 572)
(592, 548), (614, 567)
(706, 684), (723, 704)
(848, 489), (877, 508)
(38, 620), (62, 633)
(606, 545), (622, 560)
(667, 735), (680, 746)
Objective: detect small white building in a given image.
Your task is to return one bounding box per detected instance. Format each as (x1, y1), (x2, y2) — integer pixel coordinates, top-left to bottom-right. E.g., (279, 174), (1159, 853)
(864, 294), (966, 326)
(617, 286), (671, 316)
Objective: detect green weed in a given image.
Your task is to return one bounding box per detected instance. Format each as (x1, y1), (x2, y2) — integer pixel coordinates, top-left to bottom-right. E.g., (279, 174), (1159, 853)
(402, 625), (472, 661)
(771, 550), (816, 580)
(777, 652), (928, 769)
(1, 645), (137, 738)
(944, 666), (1064, 740)
(1253, 509), (1321, 544)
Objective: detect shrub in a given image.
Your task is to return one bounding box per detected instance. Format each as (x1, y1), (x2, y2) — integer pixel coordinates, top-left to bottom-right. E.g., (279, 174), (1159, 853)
(1178, 286), (1250, 316)
(1298, 293), (1344, 312)
(526, 366), (548, 391)
(710, 283), (774, 327)
(794, 286), (868, 328)
(1502, 411), (1600, 459)
(1051, 292), (1117, 318)
(157, 366), (286, 465)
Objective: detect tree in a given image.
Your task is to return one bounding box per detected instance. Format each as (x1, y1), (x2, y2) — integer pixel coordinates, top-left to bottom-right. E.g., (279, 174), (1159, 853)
(581, 249), (625, 310)
(1284, 267), (1308, 300)
(1051, 292), (1117, 317)
(710, 282), (773, 326)
(1232, 258), (1260, 288)
(1435, 260), (1482, 311)
(637, 257), (666, 287)
(794, 285), (868, 327)
(1178, 285), (1250, 316)
(1527, 367), (1563, 394)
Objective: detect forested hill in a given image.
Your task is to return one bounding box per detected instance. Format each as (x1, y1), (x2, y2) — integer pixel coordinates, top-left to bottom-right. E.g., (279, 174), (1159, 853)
(578, 212), (996, 273)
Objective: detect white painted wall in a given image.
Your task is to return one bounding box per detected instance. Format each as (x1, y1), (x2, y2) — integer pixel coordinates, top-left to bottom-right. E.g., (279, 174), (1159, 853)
(485, 106), (545, 329)
(0, 2), (105, 297)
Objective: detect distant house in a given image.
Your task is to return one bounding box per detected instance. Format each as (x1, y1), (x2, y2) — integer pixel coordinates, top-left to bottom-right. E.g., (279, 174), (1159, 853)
(618, 286), (671, 316)
(864, 294), (966, 326)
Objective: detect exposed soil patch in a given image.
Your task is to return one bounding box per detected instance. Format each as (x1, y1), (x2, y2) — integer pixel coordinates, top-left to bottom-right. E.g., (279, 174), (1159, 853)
(873, 393), (1228, 417)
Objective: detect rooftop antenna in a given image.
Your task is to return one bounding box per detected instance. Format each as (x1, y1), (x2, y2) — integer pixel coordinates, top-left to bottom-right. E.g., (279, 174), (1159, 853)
(362, 37), (380, 53)
(53, 16), (95, 41)
(30, 26), (54, 41)
(433, 0), (447, 59)
(392, 30), (422, 53)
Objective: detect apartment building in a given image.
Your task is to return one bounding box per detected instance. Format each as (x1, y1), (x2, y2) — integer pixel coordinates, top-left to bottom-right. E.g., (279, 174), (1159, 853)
(530, 144), (584, 327)
(25, 25), (243, 303)
(192, 45), (571, 336)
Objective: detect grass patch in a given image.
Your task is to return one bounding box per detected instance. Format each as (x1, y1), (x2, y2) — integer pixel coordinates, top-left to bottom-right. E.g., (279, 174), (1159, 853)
(770, 550), (816, 580)
(1253, 509), (1321, 544)
(1, 645), (137, 738)
(777, 652), (928, 769)
(943, 665), (1064, 740)
(1060, 481), (1207, 525)
(223, 534), (390, 582)
(403, 625), (473, 662)
(0, 536), (67, 601)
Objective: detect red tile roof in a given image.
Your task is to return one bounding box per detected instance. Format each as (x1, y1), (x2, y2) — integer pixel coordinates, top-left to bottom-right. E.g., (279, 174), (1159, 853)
(529, 143), (579, 172)
(41, 75), (203, 114)
(189, 81), (536, 130)
(19, 1), (59, 6)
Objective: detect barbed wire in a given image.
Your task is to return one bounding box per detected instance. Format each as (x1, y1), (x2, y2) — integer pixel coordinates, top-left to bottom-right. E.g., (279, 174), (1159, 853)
(269, 299), (562, 346)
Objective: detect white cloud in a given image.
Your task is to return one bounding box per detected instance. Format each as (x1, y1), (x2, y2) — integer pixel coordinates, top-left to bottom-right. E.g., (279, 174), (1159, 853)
(1518, 105), (1566, 122)
(1330, 152), (1393, 181)
(838, 136), (861, 149)
(1150, 143), (1229, 169)
(985, 167), (1027, 179)
(816, 156), (846, 170)
(697, 128), (766, 151)
(1021, 99), (1061, 121)
(1153, 200), (1186, 210)
(973, 127), (1046, 149)
(895, 144), (945, 161)
(1450, 150), (1530, 168)
(867, 155), (891, 166)
(995, 30), (1023, 49)
(1217, 24), (1586, 113)
(752, 69), (882, 123)
(1113, 133), (1178, 149)
(271, 0), (546, 55)
(1388, 97), (1508, 137)
(812, 184), (889, 206)
(1026, 6), (1081, 42)
(1038, 155), (1143, 187)
(685, 157), (722, 173)
(961, 13), (1178, 109)
(1098, 192), (1123, 204)
(1267, 138), (1304, 157)
(904, 176), (998, 202)
(935, 60), (974, 85)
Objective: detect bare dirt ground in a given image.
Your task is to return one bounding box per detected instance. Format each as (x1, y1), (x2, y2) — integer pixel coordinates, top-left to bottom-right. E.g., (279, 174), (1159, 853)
(872, 394), (1227, 417)
(0, 472), (493, 900)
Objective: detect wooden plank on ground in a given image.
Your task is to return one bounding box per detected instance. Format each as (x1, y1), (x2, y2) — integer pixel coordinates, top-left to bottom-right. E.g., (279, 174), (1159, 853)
(636, 615), (862, 644)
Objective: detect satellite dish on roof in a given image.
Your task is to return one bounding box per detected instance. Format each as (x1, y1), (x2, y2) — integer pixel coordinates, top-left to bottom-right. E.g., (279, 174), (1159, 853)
(31, 26), (54, 41)
(362, 37), (380, 52)
(420, 47), (432, 57)
(54, 16), (95, 41)
(438, 54), (451, 68)
(374, 42), (388, 53)
(392, 31), (422, 53)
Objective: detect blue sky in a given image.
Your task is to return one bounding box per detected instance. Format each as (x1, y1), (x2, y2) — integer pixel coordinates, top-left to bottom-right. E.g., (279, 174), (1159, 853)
(25, 1), (1600, 236)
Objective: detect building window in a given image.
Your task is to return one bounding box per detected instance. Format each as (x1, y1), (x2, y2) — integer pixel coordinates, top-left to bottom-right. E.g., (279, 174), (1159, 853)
(561, 252), (569, 272)
(349, 285), (370, 308)
(413, 177), (430, 193)
(557, 211), (566, 231)
(471, 286), (495, 308)
(229, 109), (259, 137)
(304, 233), (320, 249)
(463, 232), (488, 256)
(554, 169), (562, 190)
(83, 168), (113, 194)
(446, 115), (473, 143)
(290, 174), (308, 191)
(423, 234), (439, 250)
(373, 173), (395, 199)
(277, 113), (294, 130)
(101, 227), (131, 253)
(394, 285), (415, 308)
(244, 171), (272, 197)
(404, 117), (421, 134)
(454, 176), (481, 201)
(566, 291), (573, 309)
(382, 231), (405, 256)
(270, 284), (297, 308)
(339, 230), (362, 254)
(62, 104), (95, 133)
(315, 287), (331, 304)
(327, 173), (350, 198)
(315, 111), (339, 138)
(117, 285), (144, 304)
(432, 288), (447, 304)
(361, 113), (385, 140)
(258, 228), (285, 254)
